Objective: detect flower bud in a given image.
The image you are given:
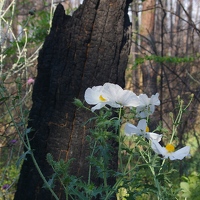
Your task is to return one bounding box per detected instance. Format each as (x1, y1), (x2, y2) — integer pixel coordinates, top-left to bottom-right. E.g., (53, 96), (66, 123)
(73, 98), (84, 108)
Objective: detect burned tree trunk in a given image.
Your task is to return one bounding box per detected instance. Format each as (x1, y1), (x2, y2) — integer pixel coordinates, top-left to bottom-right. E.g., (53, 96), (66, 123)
(14, 0), (132, 199)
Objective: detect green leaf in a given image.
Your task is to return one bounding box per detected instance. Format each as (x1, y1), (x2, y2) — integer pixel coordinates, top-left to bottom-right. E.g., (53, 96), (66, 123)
(16, 150), (32, 169)
(24, 127), (32, 135)
(180, 182), (191, 198)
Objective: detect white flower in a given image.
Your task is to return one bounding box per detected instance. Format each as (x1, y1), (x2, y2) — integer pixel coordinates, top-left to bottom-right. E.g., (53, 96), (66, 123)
(84, 85), (109, 112)
(124, 119), (162, 142)
(102, 83), (141, 108)
(84, 83), (141, 111)
(125, 119), (146, 136)
(151, 140), (190, 160)
(136, 93), (160, 118)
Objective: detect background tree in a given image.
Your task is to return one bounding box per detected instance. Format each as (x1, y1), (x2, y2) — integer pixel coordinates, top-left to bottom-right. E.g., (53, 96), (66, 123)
(129, 0), (200, 175)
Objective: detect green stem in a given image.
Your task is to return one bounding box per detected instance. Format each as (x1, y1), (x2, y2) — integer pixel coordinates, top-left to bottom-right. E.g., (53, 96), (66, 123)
(0, 90), (29, 150)
(105, 162), (148, 200)
(103, 168), (108, 197)
(25, 134), (59, 200)
(149, 161), (162, 200)
(104, 177), (123, 200)
(158, 159), (165, 175)
(0, 87), (59, 200)
(124, 153), (132, 173)
(30, 153), (59, 200)
(140, 143), (163, 199)
(169, 100), (183, 143)
(118, 107), (123, 172)
(88, 140), (97, 185)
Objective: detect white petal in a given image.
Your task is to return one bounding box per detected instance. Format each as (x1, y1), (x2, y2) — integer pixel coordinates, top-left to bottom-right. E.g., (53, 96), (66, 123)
(149, 104), (155, 114)
(138, 94), (150, 106)
(84, 86), (103, 104)
(150, 93), (160, 106)
(91, 102), (106, 112)
(151, 140), (167, 155)
(137, 119), (147, 131)
(124, 123), (140, 136)
(136, 106), (148, 118)
(146, 132), (162, 142)
(120, 90), (141, 107)
(103, 83), (122, 98)
(169, 146), (190, 160)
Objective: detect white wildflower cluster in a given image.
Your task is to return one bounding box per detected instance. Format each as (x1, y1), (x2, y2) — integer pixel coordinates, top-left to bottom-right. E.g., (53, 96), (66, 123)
(84, 82), (190, 161)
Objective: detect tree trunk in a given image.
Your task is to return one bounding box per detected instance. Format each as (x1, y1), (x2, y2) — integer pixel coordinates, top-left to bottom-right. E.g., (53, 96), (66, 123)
(14, 0), (132, 199)
(139, 0), (161, 131)
(140, 0), (157, 95)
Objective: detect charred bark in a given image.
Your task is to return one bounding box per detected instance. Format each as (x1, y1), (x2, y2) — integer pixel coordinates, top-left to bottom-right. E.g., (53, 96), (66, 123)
(14, 0), (132, 199)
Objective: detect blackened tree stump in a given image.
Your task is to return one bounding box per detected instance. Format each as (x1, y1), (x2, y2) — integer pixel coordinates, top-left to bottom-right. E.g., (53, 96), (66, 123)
(14, 0), (132, 199)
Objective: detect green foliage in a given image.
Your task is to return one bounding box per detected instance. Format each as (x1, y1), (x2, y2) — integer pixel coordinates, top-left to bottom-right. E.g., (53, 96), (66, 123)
(1, 1), (54, 197)
(44, 108), (123, 199)
(46, 151), (109, 199)
(133, 55), (197, 68)
(180, 173), (200, 200)
(43, 98), (193, 200)
(3, 10), (50, 60)
(0, 150), (21, 200)
(46, 153), (75, 186)
(27, 10), (50, 44)
(16, 150), (32, 169)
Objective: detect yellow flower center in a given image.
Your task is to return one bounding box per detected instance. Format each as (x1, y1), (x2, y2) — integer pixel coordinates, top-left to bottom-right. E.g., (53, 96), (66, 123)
(165, 144), (175, 153)
(146, 126), (150, 132)
(99, 95), (107, 102)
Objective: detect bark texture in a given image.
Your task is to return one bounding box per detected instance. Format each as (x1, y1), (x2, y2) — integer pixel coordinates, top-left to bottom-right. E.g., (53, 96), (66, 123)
(14, 0), (132, 199)
(140, 0), (157, 95)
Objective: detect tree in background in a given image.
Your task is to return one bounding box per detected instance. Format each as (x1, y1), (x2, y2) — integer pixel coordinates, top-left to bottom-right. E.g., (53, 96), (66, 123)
(129, 0), (200, 174)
